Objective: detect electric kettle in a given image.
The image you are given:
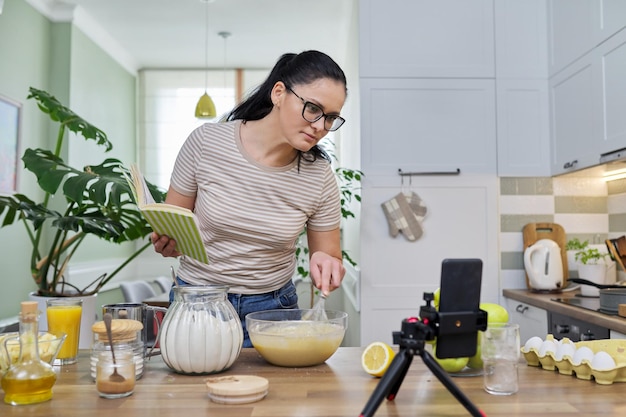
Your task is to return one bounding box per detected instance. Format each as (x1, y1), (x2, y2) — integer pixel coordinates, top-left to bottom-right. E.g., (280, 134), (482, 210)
(524, 239), (563, 291)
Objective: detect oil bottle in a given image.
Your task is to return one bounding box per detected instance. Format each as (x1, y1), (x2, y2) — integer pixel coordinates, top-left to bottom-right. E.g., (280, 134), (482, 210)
(1, 301), (57, 405)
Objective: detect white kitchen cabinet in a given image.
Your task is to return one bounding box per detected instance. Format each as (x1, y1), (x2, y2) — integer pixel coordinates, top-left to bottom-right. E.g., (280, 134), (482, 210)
(494, 0), (551, 177)
(496, 79), (551, 177)
(359, 0), (494, 78)
(504, 298), (548, 343)
(594, 0), (626, 44)
(494, 0), (549, 80)
(548, 0), (626, 78)
(359, 176), (499, 346)
(550, 26), (626, 175)
(547, 0), (596, 77)
(594, 28), (626, 155)
(358, 0), (499, 346)
(360, 78), (497, 179)
(549, 51), (600, 175)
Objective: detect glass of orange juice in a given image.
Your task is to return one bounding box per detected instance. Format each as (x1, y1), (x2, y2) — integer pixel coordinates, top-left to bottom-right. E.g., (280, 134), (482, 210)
(46, 298), (83, 365)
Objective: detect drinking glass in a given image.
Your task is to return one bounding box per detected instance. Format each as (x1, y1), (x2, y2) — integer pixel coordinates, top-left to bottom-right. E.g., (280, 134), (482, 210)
(481, 323), (520, 395)
(46, 298), (83, 365)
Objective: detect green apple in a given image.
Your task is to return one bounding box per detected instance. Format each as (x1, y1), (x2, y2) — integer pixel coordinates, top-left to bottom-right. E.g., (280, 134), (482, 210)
(433, 288), (440, 310)
(432, 346), (469, 373)
(480, 302), (509, 324)
(467, 303), (510, 370)
(433, 353), (469, 373)
(466, 333), (482, 369)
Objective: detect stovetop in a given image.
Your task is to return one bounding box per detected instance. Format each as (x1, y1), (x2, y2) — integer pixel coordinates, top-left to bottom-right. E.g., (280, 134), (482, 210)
(551, 296), (617, 316)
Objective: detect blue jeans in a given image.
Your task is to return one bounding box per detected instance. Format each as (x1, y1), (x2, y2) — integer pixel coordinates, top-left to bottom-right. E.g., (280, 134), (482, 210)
(170, 279), (298, 348)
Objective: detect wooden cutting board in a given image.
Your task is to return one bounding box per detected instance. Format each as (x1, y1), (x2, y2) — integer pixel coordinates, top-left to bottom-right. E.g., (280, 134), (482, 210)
(522, 222), (568, 291)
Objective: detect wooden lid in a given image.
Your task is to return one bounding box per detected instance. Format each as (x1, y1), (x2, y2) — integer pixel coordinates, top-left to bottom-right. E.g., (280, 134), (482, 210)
(206, 375), (269, 404)
(91, 319), (143, 343)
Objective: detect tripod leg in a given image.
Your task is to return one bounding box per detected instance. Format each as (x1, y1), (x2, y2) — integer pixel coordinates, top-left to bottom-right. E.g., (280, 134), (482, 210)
(420, 350), (485, 417)
(385, 349), (414, 401)
(360, 348), (414, 417)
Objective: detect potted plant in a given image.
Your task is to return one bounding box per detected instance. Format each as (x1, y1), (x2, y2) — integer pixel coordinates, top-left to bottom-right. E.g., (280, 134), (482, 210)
(0, 88), (165, 340)
(566, 237), (589, 275)
(575, 247), (611, 296)
(575, 247), (609, 265)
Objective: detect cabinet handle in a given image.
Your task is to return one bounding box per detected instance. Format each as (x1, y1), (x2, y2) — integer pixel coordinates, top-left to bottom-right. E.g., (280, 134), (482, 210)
(555, 324), (570, 334)
(563, 159), (578, 169)
(581, 331), (595, 341)
(397, 168), (461, 176)
(515, 304), (529, 314)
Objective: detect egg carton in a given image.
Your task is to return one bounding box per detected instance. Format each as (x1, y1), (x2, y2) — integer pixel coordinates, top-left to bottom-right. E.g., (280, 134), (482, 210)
(521, 334), (626, 385)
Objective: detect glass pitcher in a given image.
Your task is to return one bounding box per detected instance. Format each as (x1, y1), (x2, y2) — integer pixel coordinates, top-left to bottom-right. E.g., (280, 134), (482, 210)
(159, 285), (243, 374)
(1, 302), (58, 405)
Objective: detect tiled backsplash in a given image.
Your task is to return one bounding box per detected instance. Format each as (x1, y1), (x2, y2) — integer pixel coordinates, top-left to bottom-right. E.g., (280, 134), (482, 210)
(499, 177), (626, 289)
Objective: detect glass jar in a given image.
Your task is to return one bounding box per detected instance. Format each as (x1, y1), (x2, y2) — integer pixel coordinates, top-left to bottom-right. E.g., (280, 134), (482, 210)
(90, 336), (144, 380)
(159, 285), (243, 374)
(95, 351), (135, 398)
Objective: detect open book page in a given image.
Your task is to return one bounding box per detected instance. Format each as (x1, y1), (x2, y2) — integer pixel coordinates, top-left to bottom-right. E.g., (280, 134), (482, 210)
(125, 164), (209, 264)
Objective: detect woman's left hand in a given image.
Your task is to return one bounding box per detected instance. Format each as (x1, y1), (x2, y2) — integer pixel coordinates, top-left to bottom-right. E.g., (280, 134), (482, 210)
(309, 251), (346, 296)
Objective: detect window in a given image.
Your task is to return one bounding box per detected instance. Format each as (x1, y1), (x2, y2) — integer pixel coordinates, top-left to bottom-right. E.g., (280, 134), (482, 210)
(139, 69), (268, 188)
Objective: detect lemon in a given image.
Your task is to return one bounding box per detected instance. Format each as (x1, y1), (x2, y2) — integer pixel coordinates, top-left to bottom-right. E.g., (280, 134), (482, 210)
(361, 342), (396, 377)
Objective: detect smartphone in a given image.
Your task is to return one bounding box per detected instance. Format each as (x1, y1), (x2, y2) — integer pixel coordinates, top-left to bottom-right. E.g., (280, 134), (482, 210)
(435, 258), (483, 359)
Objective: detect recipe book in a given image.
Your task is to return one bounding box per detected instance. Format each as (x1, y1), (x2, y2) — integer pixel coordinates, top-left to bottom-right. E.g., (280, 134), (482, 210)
(125, 164), (209, 264)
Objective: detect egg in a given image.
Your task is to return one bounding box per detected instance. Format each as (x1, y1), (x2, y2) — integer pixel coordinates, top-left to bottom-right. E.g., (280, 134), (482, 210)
(523, 336), (543, 352)
(538, 340), (557, 357)
(555, 342), (576, 361)
(591, 351), (616, 371)
(572, 346), (594, 365)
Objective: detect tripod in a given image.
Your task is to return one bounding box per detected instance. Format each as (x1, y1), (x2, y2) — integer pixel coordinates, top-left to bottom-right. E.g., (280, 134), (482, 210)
(360, 301), (486, 417)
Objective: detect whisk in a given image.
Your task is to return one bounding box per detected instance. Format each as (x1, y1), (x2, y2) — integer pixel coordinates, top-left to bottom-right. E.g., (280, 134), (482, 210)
(302, 293), (327, 321)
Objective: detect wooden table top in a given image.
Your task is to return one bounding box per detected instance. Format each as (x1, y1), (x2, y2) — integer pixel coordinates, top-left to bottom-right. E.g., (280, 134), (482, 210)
(2, 347), (625, 416)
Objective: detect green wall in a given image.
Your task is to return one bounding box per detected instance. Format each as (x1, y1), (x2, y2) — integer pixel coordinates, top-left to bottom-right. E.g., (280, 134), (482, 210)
(0, 0), (136, 319)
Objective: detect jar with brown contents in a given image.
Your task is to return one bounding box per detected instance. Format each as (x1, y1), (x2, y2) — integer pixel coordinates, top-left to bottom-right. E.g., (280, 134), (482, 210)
(95, 351), (135, 398)
(90, 318), (144, 380)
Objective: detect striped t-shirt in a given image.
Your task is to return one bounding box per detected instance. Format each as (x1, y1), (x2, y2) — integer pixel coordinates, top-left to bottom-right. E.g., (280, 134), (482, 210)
(170, 120), (341, 294)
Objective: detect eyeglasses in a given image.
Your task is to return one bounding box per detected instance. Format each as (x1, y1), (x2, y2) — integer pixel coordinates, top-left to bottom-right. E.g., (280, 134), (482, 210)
(285, 86), (345, 132)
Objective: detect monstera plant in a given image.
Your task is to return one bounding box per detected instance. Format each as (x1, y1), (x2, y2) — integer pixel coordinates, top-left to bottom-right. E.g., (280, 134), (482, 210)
(0, 87), (165, 296)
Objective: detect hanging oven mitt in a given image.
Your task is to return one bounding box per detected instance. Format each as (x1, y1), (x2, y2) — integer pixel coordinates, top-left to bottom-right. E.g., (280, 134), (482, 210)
(381, 193), (423, 241)
(404, 191), (427, 222)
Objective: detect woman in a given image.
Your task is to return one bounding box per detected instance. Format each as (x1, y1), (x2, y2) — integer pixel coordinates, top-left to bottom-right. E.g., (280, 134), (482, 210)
(152, 50), (347, 347)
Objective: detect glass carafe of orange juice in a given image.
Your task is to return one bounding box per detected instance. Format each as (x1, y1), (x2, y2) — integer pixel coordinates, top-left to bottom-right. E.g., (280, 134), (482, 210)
(1, 301), (58, 405)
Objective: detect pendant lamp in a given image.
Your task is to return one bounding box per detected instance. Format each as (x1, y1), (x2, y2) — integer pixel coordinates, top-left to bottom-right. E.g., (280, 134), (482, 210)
(195, 0), (216, 118)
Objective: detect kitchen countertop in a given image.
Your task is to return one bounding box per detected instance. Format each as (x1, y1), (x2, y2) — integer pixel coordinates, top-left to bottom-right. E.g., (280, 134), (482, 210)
(2, 348), (626, 416)
(503, 288), (626, 334)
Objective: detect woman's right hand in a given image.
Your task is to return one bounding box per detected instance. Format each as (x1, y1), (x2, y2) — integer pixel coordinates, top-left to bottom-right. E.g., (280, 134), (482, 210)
(151, 232), (182, 258)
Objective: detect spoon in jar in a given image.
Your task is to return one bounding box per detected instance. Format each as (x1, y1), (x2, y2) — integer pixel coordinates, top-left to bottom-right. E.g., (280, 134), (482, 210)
(103, 313), (126, 383)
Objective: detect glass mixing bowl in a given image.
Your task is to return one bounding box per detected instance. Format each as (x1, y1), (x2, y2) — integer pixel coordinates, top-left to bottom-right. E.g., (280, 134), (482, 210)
(246, 309), (347, 367)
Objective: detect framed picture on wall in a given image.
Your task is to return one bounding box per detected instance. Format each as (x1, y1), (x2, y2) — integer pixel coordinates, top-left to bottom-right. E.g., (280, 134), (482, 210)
(0, 94), (21, 194)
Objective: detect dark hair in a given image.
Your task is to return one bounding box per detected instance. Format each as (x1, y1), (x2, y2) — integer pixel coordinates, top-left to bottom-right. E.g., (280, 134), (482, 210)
(226, 50), (347, 163)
